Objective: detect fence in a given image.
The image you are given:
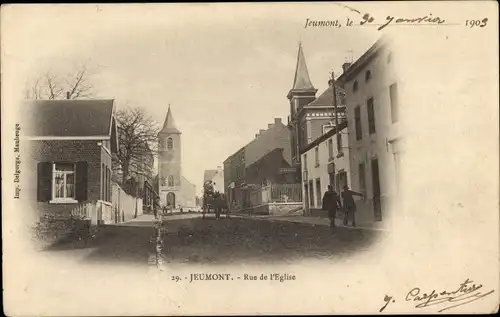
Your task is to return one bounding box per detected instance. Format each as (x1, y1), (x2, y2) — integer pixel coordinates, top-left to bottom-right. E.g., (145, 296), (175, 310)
(238, 183), (302, 209)
(261, 183), (302, 204)
(70, 200), (113, 225)
(112, 182), (143, 223)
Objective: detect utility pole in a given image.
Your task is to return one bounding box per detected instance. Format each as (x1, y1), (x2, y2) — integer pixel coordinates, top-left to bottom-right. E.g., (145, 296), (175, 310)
(331, 71), (339, 143)
(331, 71), (341, 192)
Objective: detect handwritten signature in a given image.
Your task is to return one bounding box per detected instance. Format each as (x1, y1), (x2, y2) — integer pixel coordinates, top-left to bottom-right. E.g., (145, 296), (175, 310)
(405, 278), (495, 312)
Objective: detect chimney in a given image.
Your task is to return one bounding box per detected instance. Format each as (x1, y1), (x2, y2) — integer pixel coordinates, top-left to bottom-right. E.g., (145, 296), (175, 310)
(255, 134), (259, 138)
(274, 118), (282, 124)
(342, 62), (352, 73)
(66, 91), (70, 99)
(259, 129), (265, 134)
(268, 124), (273, 129)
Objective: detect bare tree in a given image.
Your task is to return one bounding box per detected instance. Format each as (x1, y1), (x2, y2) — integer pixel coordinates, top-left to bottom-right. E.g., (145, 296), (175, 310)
(25, 63), (95, 100)
(114, 106), (160, 185)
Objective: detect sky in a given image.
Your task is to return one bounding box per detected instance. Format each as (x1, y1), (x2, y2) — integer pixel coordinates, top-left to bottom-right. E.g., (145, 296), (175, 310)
(6, 3), (381, 194)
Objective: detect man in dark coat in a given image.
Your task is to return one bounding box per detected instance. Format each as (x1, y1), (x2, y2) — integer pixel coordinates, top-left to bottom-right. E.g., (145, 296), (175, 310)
(322, 185), (342, 228)
(342, 185), (364, 227)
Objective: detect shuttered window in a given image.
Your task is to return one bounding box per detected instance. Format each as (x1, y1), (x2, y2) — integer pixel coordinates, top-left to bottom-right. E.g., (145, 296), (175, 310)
(37, 161), (88, 202)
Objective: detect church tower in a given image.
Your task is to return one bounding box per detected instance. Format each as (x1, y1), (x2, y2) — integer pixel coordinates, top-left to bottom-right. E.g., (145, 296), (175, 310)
(287, 43), (317, 164)
(158, 105), (182, 208)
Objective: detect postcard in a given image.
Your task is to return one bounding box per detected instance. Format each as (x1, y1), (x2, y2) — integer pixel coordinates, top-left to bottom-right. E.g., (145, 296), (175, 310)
(2, 2), (499, 315)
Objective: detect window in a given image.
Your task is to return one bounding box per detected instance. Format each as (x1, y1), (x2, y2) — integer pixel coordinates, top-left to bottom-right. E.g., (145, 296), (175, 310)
(358, 163), (366, 196)
(37, 161), (88, 203)
(101, 163), (105, 200)
(314, 147), (319, 167)
(390, 83), (399, 123)
(107, 166), (111, 202)
(336, 131), (343, 155)
(53, 163), (75, 200)
(167, 137), (173, 150)
(328, 139), (334, 159)
(353, 80), (359, 93)
(355, 106), (362, 140)
(365, 70), (372, 82)
(367, 98), (376, 134)
(167, 175), (174, 187)
(303, 154), (308, 171)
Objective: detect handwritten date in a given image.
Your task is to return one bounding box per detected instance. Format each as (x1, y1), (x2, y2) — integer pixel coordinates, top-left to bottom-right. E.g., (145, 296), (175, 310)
(465, 18), (488, 28)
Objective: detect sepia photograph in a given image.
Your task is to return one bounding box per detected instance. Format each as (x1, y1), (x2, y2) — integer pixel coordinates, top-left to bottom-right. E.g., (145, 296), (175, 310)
(2, 2), (499, 315)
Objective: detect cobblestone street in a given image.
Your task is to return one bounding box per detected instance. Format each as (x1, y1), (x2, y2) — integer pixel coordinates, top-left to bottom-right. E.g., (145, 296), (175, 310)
(41, 213), (384, 266)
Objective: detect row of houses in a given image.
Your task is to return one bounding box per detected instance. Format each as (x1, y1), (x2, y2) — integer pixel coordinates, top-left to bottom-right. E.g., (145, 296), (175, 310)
(207, 35), (402, 225)
(300, 35), (402, 225)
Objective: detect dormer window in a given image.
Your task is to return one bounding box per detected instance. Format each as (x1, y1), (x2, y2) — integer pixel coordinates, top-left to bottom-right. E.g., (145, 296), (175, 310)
(353, 80), (359, 93)
(365, 70), (372, 82)
(167, 137), (173, 150)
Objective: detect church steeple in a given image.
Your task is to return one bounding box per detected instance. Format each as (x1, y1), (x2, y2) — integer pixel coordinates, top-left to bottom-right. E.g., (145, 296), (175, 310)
(291, 42), (315, 92)
(160, 105), (181, 134)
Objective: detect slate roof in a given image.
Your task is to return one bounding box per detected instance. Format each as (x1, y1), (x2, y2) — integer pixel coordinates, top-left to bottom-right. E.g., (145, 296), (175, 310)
(23, 99), (115, 137)
(159, 105), (181, 134)
(203, 170), (218, 183)
(291, 43), (315, 91)
(307, 85), (346, 107)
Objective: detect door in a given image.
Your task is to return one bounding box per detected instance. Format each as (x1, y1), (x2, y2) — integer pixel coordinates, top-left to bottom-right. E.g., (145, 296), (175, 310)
(304, 183), (309, 214)
(371, 159), (382, 221)
(167, 192), (176, 208)
(315, 178), (321, 208)
(308, 180), (314, 208)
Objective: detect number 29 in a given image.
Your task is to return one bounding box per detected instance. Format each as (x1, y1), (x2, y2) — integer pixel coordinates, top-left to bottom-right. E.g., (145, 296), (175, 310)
(466, 18), (488, 28)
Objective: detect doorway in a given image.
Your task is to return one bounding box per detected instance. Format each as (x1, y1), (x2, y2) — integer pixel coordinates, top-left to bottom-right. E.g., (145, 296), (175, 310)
(304, 183), (309, 214)
(371, 159), (382, 221)
(167, 192), (176, 208)
(315, 178), (321, 208)
(308, 180), (314, 208)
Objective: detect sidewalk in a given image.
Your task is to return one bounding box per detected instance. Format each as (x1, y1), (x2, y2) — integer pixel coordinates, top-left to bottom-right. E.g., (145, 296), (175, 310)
(233, 214), (388, 231)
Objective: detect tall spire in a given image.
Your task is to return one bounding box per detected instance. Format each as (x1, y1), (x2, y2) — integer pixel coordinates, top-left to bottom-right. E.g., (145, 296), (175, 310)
(159, 104), (181, 134)
(291, 42), (315, 91)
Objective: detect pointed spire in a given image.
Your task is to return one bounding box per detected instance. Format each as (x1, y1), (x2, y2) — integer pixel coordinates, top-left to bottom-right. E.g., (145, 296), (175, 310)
(291, 42), (315, 91)
(159, 104), (181, 134)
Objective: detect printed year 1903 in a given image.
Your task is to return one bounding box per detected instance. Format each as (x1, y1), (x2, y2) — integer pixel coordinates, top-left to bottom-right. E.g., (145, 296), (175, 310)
(465, 18), (488, 28)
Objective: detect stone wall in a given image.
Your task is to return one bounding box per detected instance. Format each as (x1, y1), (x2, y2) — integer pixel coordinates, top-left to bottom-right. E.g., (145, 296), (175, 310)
(268, 202), (303, 216)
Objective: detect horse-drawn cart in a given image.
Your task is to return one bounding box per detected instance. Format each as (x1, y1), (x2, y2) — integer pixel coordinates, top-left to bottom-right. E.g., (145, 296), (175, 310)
(202, 181), (229, 219)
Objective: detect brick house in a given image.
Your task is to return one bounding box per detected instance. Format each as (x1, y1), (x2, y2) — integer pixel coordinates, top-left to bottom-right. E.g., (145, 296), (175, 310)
(223, 118), (298, 209)
(23, 99), (118, 223)
(245, 148), (295, 186)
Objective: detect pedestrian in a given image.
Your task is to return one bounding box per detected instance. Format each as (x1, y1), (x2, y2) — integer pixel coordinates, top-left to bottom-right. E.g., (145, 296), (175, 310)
(342, 185), (364, 227)
(322, 185), (342, 229)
